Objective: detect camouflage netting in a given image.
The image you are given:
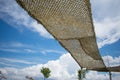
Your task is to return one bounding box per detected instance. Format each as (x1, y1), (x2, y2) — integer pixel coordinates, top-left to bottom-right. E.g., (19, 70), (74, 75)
(16, 0), (120, 72)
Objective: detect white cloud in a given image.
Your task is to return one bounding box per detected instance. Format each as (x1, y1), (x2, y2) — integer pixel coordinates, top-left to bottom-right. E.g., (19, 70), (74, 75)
(0, 42), (29, 48)
(102, 56), (120, 67)
(0, 62), (19, 68)
(90, 0), (120, 48)
(91, 0), (120, 19)
(0, 58), (37, 65)
(0, 47), (65, 55)
(0, 42), (36, 53)
(0, 0), (52, 39)
(0, 41), (65, 54)
(0, 53), (79, 80)
(24, 49), (36, 53)
(0, 42), (66, 55)
(0, 42), (37, 54)
(0, 53), (120, 80)
(30, 21), (53, 39)
(86, 71), (109, 80)
(41, 49), (66, 54)
(0, 48), (35, 53)
(0, 48), (21, 53)
(94, 17), (120, 48)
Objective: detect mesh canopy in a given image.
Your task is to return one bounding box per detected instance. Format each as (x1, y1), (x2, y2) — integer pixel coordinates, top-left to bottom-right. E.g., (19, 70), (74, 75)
(16, 0), (118, 71)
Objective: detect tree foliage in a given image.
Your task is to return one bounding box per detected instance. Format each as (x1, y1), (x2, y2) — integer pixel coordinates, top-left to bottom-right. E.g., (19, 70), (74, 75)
(78, 70), (81, 80)
(78, 68), (86, 80)
(41, 67), (51, 80)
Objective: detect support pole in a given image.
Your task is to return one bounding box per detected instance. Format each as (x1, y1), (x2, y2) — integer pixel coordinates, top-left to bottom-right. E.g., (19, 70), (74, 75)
(81, 67), (83, 80)
(109, 72), (112, 80)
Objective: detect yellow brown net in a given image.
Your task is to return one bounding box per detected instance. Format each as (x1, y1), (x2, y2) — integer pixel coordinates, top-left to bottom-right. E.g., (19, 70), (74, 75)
(16, 0), (120, 72)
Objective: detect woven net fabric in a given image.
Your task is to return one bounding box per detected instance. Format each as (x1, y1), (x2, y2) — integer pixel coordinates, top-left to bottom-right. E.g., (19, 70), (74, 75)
(16, 0), (110, 71)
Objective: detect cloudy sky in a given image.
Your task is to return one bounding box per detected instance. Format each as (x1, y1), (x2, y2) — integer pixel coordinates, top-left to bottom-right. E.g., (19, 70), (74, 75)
(0, 0), (120, 80)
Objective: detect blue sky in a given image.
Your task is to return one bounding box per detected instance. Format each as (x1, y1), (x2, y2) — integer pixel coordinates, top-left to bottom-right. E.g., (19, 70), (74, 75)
(0, 0), (120, 80)
(0, 18), (66, 68)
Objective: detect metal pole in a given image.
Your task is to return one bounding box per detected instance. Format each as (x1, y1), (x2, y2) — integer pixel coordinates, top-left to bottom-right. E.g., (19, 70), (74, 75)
(109, 72), (112, 80)
(81, 67), (83, 80)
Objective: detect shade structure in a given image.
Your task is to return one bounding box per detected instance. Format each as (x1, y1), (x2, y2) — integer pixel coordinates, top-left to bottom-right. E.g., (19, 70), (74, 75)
(16, 0), (120, 72)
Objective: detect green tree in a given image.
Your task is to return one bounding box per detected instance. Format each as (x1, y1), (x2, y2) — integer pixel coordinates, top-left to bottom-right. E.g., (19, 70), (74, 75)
(78, 68), (86, 80)
(40, 67), (51, 80)
(78, 69), (81, 80)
